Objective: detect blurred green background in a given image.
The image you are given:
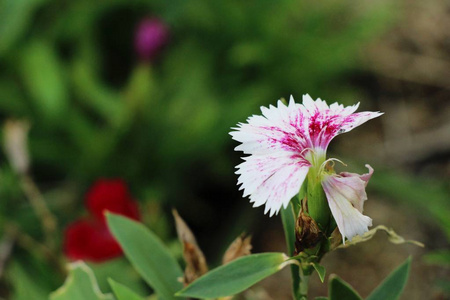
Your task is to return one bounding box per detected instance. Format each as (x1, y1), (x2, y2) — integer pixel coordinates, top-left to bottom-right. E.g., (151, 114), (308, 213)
(0, 0), (449, 299)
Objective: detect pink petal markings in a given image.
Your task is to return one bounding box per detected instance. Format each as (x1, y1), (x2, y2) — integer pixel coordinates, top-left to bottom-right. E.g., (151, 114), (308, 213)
(321, 165), (374, 242)
(300, 94), (383, 151)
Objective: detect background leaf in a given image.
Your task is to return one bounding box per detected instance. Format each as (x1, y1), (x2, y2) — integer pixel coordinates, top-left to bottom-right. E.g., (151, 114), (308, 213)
(49, 262), (114, 300)
(366, 256), (412, 300)
(108, 278), (145, 300)
(20, 40), (68, 121)
(9, 261), (49, 300)
(329, 275), (362, 300)
(106, 213), (184, 300)
(177, 252), (290, 299)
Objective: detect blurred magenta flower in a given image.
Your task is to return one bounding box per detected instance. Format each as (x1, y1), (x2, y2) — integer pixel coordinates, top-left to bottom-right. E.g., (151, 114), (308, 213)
(134, 17), (169, 61)
(230, 95), (382, 242)
(63, 179), (140, 262)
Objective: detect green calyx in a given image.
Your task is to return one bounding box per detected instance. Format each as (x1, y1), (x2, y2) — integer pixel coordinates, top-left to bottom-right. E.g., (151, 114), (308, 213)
(304, 155), (331, 232)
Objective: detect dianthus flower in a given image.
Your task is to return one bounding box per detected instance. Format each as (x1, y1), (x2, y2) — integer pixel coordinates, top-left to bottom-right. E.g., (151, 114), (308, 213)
(230, 94), (382, 242)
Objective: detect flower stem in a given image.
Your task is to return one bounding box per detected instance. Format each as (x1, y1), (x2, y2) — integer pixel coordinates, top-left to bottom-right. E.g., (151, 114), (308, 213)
(298, 268), (310, 300)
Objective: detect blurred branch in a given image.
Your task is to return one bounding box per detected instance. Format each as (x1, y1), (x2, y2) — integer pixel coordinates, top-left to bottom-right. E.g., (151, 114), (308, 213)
(20, 175), (58, 249)
(3, 120), (58, 249)
(0, 228), (15, 278)
(6, 223), (66, 276)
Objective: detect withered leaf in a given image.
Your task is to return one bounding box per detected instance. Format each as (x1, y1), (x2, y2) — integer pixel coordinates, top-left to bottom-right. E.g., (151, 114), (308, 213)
(172, 209), (208, 285)
(222, 233), (252, 265)
(294, 212), (322, 255)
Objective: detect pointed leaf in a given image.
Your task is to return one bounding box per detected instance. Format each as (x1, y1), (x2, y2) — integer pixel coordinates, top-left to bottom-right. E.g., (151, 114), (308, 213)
(312, 262), (326, 283)
(177, 253), (291, 299)
(280, 203), (296, 257)
(366, 257), (411, 300)
(281, 202), (301, 299)
(49, 262), (114, 300)
(329, 275), (362, 300)
(108, 278), (145, 300)
(106, 213), (183, 300)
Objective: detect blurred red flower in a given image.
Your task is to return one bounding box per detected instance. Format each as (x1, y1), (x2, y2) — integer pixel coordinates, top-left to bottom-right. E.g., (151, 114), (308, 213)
(63, 179), (140, 262)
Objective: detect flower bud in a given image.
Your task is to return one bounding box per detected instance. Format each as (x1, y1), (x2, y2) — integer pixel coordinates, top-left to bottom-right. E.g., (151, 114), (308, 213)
(134, 17), (169, 62)
(294, 212), (323, 255)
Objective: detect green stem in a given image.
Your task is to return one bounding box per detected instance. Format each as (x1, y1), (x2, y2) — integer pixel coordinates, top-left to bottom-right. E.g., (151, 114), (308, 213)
(299, 269), (310, 300)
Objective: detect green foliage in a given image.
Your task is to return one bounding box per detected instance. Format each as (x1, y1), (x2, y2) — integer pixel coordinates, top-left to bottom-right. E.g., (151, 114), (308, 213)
(423, 250), (450, 266)
(108, 278), (145, 300)
(280, 203), (301, 298)
(177, 253), (290, 299)
(317, 257), (412, 300)
(329, 275), (362, 300)
(370, 169), (450, 238)
(49, 262), (114, 300)
(0, 0), (395, 197)
(106, 213), (183, 300)
(20, 40), (68, 121)
(9, 261), (49, 300)
(88, 259), (147, 296)
(366, 256), (412, 300)
(312, 262), (326, 283)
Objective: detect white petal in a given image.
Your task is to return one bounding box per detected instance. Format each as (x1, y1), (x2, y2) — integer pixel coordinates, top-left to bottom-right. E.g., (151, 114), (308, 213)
(250, 162), (309, 217)
(338, 112), (384, 135)
(322, 173), (373, 242)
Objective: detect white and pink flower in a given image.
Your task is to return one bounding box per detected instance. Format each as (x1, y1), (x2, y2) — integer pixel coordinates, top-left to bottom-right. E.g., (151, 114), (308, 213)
(230, 94), (382, 242)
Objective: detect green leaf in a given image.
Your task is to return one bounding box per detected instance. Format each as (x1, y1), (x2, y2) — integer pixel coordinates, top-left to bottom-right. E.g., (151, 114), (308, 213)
(177, 253), (291, 299)
(9, 261), (49, 300)
(0, 0), (47, 54)
(312, 262), (326, 283)
(88, 259), (147, 296)
(49, 262), (114, 300)
(106, 213), (183, 300)
(366, 256), (412, 300)
(329, 275), (362, 300)
(280, 203), (296, 257)
(20, 41), (68, 120)
(280, 202), (301, 298)
(423, 250), (450, 266)
(315, 297), (329, 300)
(108, 278), (145, 300)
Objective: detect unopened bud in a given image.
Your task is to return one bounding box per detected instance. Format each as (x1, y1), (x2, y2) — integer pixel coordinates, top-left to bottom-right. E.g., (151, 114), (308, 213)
(294, 212), (322, 255)
(3, 120), (30, 175)
(134, 17), (169, 62)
